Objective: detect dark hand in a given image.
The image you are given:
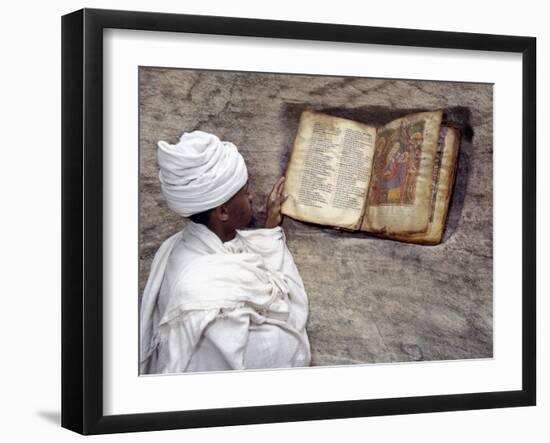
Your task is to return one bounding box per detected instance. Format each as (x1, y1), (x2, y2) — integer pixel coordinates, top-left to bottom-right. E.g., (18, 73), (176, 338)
(264, 177), (288, 228)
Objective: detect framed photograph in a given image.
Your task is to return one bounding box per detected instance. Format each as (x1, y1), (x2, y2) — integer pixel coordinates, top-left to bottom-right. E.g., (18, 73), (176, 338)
(61, 8), (536, 435)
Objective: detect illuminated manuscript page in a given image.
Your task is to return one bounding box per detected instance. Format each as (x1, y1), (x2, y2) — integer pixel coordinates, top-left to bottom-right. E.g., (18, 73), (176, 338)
(362, 110), (443, 234)
(388, 127), (460, 244)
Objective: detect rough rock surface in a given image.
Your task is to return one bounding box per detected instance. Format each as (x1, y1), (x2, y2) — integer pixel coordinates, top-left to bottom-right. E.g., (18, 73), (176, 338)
(139, 67), (493, 366)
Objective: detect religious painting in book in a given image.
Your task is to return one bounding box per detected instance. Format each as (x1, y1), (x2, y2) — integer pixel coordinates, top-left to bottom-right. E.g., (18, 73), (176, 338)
(369, 121), (425, 206)
(139, 66), (493, 375)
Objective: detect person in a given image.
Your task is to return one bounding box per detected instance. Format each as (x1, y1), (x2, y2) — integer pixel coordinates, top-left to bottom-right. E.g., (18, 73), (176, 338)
(139, 130), (311, 374)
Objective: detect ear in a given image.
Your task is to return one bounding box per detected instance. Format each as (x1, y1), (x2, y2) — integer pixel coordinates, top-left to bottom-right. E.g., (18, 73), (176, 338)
(214, 204), (230, 222)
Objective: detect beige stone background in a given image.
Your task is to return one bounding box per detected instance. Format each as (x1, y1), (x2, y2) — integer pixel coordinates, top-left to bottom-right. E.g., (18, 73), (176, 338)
(139, 67), (492, 366)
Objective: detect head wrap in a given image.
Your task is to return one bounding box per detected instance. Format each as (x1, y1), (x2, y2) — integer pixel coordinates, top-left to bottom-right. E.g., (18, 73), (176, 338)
(157, 131), (248, 217)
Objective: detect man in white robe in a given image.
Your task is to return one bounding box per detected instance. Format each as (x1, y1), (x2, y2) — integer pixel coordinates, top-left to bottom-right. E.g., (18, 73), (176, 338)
(140, 131), (311, 374)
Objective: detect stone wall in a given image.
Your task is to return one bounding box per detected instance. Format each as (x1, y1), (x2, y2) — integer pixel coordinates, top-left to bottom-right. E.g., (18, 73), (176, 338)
(139, 67), (493, 365)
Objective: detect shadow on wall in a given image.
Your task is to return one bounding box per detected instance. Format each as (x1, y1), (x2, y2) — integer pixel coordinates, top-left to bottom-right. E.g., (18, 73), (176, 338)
(35, 410), (60, 426)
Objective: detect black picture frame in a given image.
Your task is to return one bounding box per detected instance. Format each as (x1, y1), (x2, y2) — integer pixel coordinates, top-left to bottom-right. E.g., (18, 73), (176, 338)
(61, 8), (536, 435)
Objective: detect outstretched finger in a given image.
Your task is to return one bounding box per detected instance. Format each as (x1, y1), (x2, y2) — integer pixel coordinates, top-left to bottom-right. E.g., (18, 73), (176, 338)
(269, 179), (279, 197)
(274, 176), (286, 196)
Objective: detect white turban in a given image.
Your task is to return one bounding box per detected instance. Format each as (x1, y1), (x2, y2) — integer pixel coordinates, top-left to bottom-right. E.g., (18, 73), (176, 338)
(157, 131), (248, 217)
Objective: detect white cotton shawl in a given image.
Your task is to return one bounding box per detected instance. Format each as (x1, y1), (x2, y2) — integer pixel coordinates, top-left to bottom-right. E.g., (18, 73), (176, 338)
(139, 222), (310, 374)
(157, 131), (248, 216)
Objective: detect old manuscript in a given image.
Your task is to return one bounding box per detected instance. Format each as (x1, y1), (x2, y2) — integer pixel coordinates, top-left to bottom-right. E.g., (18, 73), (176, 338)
(281, 110), (460, 244)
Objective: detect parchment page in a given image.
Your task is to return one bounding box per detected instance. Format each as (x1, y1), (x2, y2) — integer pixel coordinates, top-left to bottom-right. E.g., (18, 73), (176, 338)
(389, 127), (460, 244)
(362, 110), (443, 234)
(282, 111), (376, 229)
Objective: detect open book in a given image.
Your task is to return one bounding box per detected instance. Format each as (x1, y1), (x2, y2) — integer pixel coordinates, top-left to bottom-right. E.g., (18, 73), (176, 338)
(281, 110), (460, 244)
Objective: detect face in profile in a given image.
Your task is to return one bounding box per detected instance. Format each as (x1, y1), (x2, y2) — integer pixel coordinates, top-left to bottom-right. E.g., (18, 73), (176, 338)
(224, 181), (255, 229)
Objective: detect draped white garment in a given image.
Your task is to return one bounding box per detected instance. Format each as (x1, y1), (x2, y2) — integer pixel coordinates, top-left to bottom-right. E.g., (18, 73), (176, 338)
(140, 222), (311, 374)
